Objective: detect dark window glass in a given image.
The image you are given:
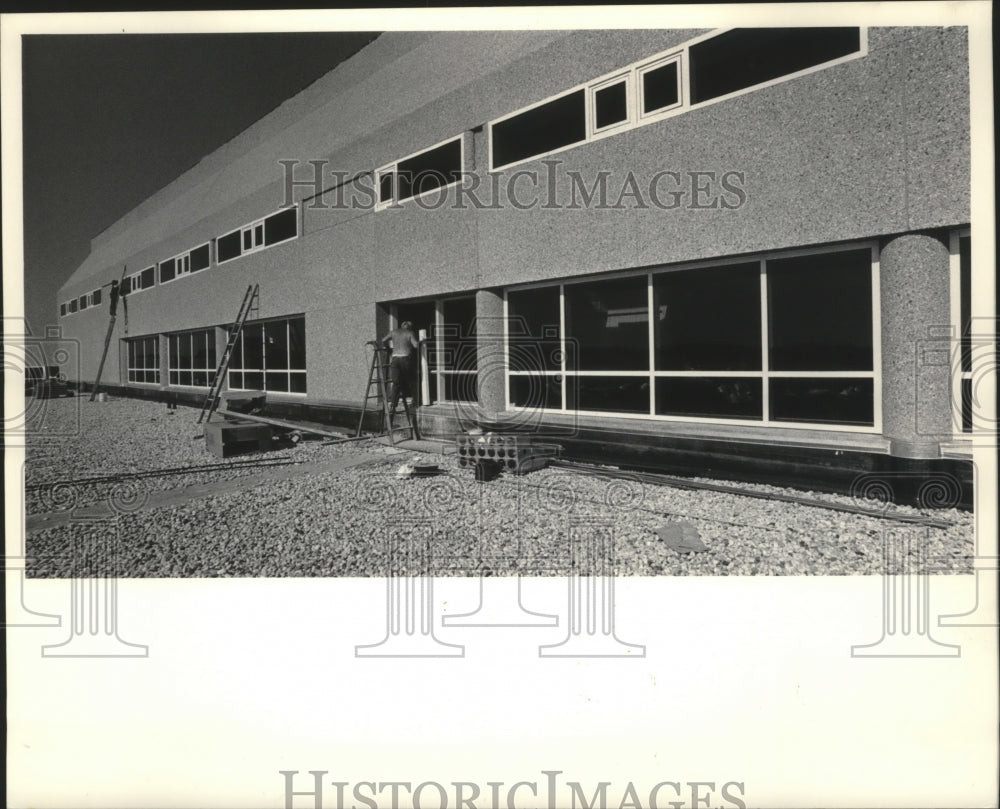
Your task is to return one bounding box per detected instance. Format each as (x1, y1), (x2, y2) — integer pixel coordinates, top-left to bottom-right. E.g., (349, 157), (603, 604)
(229, 372), (244, 389)
(289, 373), (307, 394)
(192, 332), (209, 368)
(769, 377), (873, 426)
(242, 324), (264, 370)
(507, 287), (563, 372)
(190, 244), (210, 272)
(439, 297), (477, 373)
(566, 375), (650, 414)
(218, 231), (241, 262)
(265, 321), (288, 370)
(288, 317), (306, 370)
(959, 235), (971, 373)
(379, 172), (393, 203)
(178, 333), (192, 368)
(961, 377), (972, 433)
(169, 371), (179, 385)
(654, 262), (761, 371)
(79, 295), (87, 309)
(397, 140), (462, 202)
(689, 28), (861, 105)
(264, 208), (297, 246)
(139, 267), (154, 289)
(92, 289), (102, 306)
(243, 230), (253, 251)
(595, 81), (629, 128)
(192, 372), (208, 387)
(565, 275), (649, 371)
(60, 303), (67, 316)
(266, 372), (290, 392)
(444, 373), (477, 403)
(492, 89), (586, 168)
(642, 60), (679, 113)
(767, 248), (872, 371)
(69, 299), (78, 313)
(395, 300), (437, 344)
(254, 224), (264, 246)
(179, 371), (192, 386)
(243, 371), (264, 391)
(159, 258), (176, 284)
(510, 374), (562, 410)
(655, 377), (762, 420)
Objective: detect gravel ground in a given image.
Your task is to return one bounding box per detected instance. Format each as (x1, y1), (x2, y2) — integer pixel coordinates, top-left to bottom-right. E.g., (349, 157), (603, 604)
(23, 396), (975, 578)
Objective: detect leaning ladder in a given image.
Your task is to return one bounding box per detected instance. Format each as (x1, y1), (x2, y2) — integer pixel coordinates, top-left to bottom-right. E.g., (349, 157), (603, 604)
(89, 266), (128, 402)
(356, 342), (418, 445)
(197, 283), (259, 424)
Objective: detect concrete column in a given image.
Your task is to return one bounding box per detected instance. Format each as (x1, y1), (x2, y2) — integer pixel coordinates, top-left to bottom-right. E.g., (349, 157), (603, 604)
(880, 232), (952, 458)
(475, 288), (506, 420)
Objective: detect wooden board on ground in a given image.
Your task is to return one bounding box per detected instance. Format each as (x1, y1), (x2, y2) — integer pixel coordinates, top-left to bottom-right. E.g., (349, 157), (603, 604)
(218, 410), (356, 440)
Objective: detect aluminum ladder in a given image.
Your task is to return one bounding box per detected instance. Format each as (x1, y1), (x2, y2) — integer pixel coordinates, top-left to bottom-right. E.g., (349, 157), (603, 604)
(197, 283), (259, 424)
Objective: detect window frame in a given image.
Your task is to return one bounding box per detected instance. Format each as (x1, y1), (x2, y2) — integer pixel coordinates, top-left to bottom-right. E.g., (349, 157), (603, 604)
(167, 327), (217, 389)
(950, 227), (973, 436)
(125, 334), (161, 386)
(487, 28), (866, 172)
(226, 314), (307, 396)
(504, 240), (882, 433)
(217, 205), (299, 263)
(374, 136), (465, 210)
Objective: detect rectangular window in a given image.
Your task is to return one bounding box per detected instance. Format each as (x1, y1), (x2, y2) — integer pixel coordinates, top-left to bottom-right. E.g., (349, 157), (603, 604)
(159, 258), (176, 284)
(767, 248), (873, 372)
(68, 299), (78, 313)
(506, 244), (877, 430)
(396, 140), (462, 202)
(639, 56), (681, 116)
(138, 266), (154, 289)
(593, 78), (629, 131)
(492, 89), (586, 169)
(654, 262), (761, 371)
(126, 335), (160, 384)
(91, 288), (102, 307)
(60, 302), (67, 317)
(689, 28), (862, 105)
(168, 328), (216, 387)
(218, 230), (242, 263)
(264, 208), (297, 246)
(433, 296), (477, 403)
(190, 243), (211, 272)
(565, 275), (649, 371)
(78, 295), (88, 311)
(228, 316), (306, 394)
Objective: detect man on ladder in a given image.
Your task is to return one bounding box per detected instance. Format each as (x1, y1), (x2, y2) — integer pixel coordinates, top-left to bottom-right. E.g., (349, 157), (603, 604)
(381, 320), (420, 423)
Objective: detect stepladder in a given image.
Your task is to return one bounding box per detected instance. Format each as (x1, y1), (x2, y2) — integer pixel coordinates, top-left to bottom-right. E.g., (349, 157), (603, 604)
(197, 283), (259, 424)
(357, 342), (419, 444)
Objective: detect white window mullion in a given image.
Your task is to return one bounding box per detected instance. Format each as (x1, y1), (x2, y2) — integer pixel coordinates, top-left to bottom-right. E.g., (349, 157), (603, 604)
(759, 260), (770, 424)
(559, 284), (567, 412)
(647, 273), (655, 416)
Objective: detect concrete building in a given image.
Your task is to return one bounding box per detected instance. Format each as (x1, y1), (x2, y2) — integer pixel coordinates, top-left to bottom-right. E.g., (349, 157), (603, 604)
(57, 27), (975, 502)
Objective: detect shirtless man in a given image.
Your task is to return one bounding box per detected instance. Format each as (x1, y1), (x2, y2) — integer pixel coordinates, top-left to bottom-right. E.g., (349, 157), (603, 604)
(381, 320), (420, 415)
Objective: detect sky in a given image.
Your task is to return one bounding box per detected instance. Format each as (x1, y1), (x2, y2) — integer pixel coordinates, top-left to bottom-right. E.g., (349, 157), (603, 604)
(18, 31), (377, 335)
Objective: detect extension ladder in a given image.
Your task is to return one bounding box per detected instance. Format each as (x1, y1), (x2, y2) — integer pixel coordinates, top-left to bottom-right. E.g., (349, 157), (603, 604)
(89, 266), (129, 402)
(197, 283), (259, 424)
(356, 342), (419, 445)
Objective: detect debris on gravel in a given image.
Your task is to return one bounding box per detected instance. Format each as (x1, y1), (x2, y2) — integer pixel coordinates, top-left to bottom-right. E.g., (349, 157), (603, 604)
(22, 396), (976, 578)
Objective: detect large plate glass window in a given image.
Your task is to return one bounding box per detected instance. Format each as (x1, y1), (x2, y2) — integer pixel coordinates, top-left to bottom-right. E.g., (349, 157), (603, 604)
(228, 316), (306, 394)
(491, 89), (586, 169)
(126, 335), (160, 384)
(168, 329), (217, 387)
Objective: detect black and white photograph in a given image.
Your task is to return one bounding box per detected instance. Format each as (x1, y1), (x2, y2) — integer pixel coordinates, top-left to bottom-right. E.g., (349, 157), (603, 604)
(4, 4), (997, 808)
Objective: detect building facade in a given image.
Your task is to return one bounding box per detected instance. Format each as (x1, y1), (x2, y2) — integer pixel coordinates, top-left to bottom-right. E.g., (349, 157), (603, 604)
(57, 28), (975, 496)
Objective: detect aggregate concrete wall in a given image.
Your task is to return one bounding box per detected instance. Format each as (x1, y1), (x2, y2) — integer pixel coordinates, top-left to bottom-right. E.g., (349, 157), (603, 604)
(58, 27), (970, 417)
